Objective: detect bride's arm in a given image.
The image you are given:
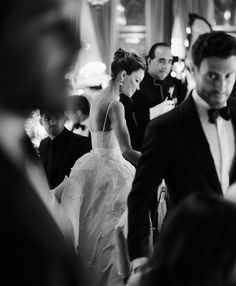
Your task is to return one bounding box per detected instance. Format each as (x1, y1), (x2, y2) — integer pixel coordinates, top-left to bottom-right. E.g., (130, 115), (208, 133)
(109, 101), (141, 166)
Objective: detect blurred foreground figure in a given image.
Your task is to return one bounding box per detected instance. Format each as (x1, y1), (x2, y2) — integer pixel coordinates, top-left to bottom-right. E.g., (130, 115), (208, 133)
(0, 0), (88, 285)
(127, 193), (236, 286)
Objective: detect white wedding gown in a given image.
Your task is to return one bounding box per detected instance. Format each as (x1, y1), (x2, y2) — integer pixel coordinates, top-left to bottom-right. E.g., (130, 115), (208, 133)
(61, 125), (135, 286)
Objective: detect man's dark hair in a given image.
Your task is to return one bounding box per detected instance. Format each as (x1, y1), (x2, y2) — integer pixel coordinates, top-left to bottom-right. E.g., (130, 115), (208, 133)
(39, 109), (65, 117)
(192, 31), (236, 69)
(140, 193), (236, 286)
(146, 42), (171, 61)
(67, 95), (90, 116)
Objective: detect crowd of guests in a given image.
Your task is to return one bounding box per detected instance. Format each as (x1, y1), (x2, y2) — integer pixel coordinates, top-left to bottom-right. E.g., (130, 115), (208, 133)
(3, 0), (236, 285)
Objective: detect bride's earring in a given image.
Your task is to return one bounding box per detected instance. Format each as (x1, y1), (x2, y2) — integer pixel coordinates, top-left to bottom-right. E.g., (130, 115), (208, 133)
(119, 81), (123, 93)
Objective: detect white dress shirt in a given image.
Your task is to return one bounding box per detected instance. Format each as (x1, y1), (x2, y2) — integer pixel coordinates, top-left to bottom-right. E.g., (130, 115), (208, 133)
(192, 90), (235, 194)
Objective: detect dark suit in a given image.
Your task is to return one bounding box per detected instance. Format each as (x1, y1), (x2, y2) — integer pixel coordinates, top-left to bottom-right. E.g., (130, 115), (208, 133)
(1, 135), (87, 286)
(39, 128), (91, 189)
(231, 80), (236, 98)
(120, 72), (187, 151)
(127, 93), (236, 260)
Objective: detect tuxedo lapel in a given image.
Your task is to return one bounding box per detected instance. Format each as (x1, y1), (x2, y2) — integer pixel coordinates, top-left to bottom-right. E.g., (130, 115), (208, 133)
(229, 97), (236, 184)
(179, 94), (222, 193)
(229, 97), (236, 138)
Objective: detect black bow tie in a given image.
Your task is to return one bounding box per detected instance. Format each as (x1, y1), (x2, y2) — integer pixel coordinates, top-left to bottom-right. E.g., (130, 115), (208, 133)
(208, 106), (231, 124)
(73, 122), (85, 131)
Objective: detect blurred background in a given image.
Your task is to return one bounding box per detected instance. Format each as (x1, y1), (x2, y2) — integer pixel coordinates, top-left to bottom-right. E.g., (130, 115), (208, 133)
(66, 0), (236, 92)
(25, 0), (236, 146)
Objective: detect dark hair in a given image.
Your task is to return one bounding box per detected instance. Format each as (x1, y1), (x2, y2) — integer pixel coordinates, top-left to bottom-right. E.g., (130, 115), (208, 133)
(67, 95), (90, 116)
(110, 48), (146, 81)
(192, 31), (236, 68)
(39, 109), (65, 118)
(140, 193), (236, 286)
(146, 42), (171, 61)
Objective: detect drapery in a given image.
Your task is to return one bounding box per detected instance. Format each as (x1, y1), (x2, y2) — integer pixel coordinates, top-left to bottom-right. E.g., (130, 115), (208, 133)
(173, 0), (214, 31)
(67, 0), (119, 88)
(145, 0), (174, 51)
(171, 0), (214, 58)
(67, 0), (103, 88)
(89, 0), (119, 74)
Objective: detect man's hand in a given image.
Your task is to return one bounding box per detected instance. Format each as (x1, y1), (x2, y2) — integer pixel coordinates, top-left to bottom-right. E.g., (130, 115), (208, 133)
(150, 98), (175, 119)
(131, 257), (148, 274)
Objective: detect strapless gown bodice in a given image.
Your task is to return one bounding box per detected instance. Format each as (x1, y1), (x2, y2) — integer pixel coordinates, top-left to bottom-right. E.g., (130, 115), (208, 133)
(90, 130), (123, 158)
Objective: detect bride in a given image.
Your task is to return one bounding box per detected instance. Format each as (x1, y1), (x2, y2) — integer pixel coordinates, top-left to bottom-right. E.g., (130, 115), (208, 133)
(60, 48), (146, 286)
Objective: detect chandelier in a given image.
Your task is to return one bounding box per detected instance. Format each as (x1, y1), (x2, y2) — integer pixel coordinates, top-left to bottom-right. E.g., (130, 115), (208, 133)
(87, 0), (110, 6)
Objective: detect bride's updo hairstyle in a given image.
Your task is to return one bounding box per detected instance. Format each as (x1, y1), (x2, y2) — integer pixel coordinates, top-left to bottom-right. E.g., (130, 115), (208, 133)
(111, 48), (146, 81)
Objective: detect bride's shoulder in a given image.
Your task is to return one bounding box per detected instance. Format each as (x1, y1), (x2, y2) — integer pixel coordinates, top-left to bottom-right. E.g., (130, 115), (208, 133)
(109, 99), (123, 110)
(109, 100), (124, 115)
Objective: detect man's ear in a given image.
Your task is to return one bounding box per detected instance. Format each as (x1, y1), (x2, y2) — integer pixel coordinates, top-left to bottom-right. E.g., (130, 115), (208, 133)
(147, 57), (152, 66)
(189, 60), (197, 76)
(76, 110), (83, 120)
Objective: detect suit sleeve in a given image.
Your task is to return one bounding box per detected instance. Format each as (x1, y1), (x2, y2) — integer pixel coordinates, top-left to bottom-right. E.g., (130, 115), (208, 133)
(127, 118), (170, 260)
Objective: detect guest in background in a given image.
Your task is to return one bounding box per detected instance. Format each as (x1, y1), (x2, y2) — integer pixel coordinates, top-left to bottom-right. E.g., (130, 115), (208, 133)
(127, 193), (236, 286)
(128, 31), (236, 270)
(39, 111), (91, 189)
(120, 42), (187, 151)
(66, 95), (90, 137)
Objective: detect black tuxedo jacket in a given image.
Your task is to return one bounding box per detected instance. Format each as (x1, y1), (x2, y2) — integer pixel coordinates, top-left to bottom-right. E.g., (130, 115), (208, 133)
(127, 93), (236, 260)
(120, 72), (187, 151)
(39, 128), (91, 189)
(0, 137), (87, 285)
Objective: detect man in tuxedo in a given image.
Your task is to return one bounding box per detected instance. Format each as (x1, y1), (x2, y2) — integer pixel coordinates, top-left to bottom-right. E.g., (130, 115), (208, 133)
(0, 0), (90, 285)
(127, 31), (236, 270)
(39, 111), (91, 189)
(66, 95), (91, 137)
(120, 42), (187, 151)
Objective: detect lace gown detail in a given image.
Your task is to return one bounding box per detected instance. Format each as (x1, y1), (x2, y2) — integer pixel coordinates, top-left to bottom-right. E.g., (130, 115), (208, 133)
(61, 129), (135, 286)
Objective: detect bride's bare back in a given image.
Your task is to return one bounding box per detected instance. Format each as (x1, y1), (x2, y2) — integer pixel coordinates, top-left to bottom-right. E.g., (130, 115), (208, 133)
(88, 48), (146, 166)
(90, 90), (116, 132)
(89, 88), (140, 166)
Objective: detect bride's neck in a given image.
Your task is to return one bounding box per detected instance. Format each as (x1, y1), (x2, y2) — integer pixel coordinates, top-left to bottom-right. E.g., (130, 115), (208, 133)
(108, 81), (120, 100)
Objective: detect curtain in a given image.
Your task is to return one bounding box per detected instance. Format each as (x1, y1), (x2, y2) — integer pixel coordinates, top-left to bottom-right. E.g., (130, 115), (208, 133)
(67, 0), (103, 89)
(171, 0), (215, 58)
(70, 0), (82, 38)
(145, 0), (174, 51)
(66, 0), (119, 89)
(172, 0), (214, 33)
(89, 0), (119, 74)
